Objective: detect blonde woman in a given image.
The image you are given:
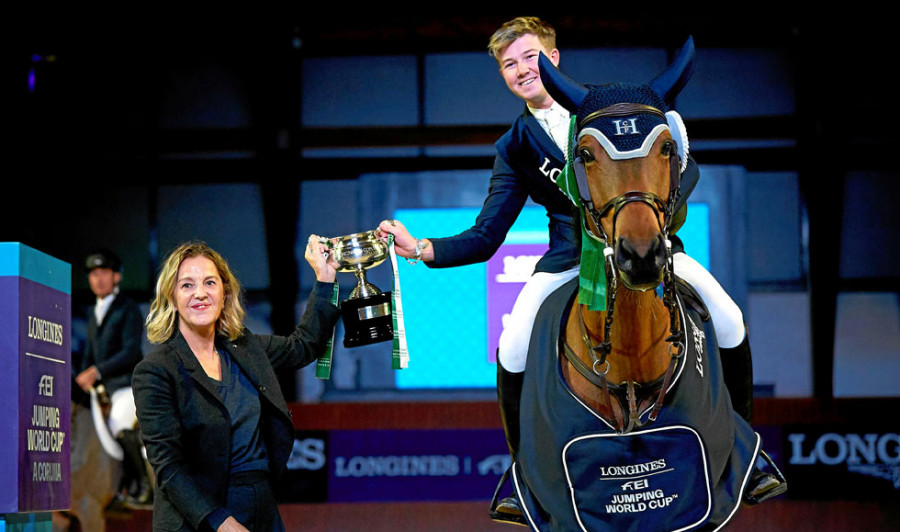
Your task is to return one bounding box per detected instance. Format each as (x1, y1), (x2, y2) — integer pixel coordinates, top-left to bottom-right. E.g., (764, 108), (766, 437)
(133, 238), (340, 531)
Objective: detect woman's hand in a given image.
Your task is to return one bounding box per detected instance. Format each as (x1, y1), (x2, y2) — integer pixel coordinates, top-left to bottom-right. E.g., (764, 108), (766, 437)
(217, 517), (250, 532)
(375, 219), (431, 261)
(305, 234), (339, 283)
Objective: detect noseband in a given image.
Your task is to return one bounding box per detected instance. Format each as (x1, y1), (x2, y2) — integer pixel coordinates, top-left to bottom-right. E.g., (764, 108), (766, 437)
(561, 102), (687, 433)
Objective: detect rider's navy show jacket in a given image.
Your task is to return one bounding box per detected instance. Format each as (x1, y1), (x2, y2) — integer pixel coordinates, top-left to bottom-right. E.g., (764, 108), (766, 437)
(428, 109), (580, 274)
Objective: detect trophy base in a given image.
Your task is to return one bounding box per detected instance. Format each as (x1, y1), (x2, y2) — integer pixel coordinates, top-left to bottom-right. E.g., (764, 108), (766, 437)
(341, 292), (393, 348)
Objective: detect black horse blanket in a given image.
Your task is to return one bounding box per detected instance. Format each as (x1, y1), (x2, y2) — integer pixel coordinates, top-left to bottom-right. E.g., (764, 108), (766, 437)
(513, 278), (760, 531)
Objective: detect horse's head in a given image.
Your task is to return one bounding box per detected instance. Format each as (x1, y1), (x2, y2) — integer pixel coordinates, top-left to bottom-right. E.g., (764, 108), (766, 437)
(539, 38), (694, 291)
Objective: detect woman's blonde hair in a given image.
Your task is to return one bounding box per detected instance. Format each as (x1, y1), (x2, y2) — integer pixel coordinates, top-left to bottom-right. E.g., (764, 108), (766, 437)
(488, 16), (557, 63)
(146, 241), (246, 343)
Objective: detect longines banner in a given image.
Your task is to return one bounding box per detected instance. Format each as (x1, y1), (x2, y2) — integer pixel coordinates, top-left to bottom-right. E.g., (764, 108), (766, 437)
(281, 424), (898, 504)
(282, 429), (509, 503)
(0, 243), (71, 513)
(281, 430), (329, 502)
(782, 424), (899, 500)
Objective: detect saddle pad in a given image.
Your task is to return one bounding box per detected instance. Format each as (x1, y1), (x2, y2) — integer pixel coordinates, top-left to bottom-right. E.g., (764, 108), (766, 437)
(517, 425), (714, 532)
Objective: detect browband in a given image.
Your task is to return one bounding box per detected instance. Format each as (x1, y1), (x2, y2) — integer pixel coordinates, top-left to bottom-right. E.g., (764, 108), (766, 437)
(579, 124), (670, 162)
(578, 103), (666, 130)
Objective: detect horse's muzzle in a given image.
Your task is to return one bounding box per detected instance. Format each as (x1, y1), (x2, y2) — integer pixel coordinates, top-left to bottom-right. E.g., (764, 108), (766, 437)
(615, 234), (667, 291)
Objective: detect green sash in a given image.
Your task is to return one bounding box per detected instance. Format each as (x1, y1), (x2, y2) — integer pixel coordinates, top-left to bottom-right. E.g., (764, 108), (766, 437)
(557, 116), (607, 311)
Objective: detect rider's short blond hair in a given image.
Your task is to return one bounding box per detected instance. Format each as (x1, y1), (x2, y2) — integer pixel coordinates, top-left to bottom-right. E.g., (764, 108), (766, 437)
(488, 16), (557, 64)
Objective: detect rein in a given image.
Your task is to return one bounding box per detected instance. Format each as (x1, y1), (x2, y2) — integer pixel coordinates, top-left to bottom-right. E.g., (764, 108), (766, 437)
(562, 102), (686, 433)
(561, 289), (685, 433)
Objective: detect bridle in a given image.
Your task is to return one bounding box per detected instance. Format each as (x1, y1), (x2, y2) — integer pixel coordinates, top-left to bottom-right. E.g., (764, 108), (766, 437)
(573, 104), (683, 247)
(561, 102), (686, 433)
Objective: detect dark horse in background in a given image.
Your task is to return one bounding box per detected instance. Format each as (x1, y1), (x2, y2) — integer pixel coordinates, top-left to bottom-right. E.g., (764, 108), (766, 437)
(506, 38), (785, 531)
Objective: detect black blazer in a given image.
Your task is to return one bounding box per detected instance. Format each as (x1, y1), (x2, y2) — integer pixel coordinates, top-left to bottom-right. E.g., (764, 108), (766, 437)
(428, 110), (580, 274)
(83, 293), (144, 395)
(132, 282), (340, 531)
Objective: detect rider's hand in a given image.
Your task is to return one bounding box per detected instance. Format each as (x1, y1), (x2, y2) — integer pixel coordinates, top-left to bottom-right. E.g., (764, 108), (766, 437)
(75, 366), (100, 392)
(376, 219), (432, 261)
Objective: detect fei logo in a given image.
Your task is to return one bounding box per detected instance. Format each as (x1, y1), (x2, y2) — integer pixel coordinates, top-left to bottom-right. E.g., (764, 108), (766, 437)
(38, 375), (54, 397)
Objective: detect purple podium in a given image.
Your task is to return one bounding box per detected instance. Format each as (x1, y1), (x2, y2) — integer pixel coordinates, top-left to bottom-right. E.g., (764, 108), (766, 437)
(0, 243), (71, 528)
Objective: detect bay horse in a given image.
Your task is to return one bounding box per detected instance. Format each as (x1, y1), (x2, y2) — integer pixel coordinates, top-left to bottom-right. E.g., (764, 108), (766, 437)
(507, 38), (778, 531)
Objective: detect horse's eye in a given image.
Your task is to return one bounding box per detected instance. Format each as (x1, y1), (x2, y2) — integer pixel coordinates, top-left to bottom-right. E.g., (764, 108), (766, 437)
(661, 141), (675, 157)
(578, 147), (595, 163)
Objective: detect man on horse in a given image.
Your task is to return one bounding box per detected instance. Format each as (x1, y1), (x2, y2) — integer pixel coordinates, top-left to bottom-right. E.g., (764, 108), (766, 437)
(377, 17), (778, 525)
(77, 249), (154, 508)
(377, 19), (580, 518)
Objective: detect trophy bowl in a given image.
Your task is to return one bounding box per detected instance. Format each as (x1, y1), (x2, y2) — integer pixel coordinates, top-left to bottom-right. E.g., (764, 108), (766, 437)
(329, 230), (393, 348)
(332, 231), (389, 299)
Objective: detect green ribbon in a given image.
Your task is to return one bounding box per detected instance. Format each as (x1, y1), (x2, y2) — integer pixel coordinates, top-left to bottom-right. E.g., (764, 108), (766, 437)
(387, 234), (409, 369)
(314, 234), (409, 379)
(558, 115), (607, 311)
(315, 280), (341, 379)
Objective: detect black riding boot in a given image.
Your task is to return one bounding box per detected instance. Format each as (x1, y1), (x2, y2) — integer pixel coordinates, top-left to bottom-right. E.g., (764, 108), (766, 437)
(489, 360), (527, 526)
(720, 330), (787, 504)
(720, 332), (754, 423)
(117, 429), (154, 508)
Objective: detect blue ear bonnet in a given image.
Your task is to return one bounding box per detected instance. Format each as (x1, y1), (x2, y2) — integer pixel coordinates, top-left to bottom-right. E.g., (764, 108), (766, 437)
(539, 37), (694, 171)
(578, 82), (669, 121)
(538, 37), (696, 312)
(575, 82), (670, 154)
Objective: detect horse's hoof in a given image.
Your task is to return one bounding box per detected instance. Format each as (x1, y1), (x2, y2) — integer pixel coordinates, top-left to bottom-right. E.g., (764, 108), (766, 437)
(489, 496), (528, 526)
(743, 469), (787, 505)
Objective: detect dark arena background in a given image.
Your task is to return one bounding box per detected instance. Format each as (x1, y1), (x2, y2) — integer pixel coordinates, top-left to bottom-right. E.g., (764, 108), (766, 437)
(7, 12), (898, 532)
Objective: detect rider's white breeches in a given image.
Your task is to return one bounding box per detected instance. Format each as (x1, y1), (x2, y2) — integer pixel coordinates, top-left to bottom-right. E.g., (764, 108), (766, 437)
(108, 386), (138, 438)
(672, 252), (745, 348)
(498, 254), (745, 373)
(498, 266), (580, 373)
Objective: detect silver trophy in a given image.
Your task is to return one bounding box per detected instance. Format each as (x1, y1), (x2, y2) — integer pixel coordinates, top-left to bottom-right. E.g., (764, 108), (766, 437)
(328, 231), (393, 347)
